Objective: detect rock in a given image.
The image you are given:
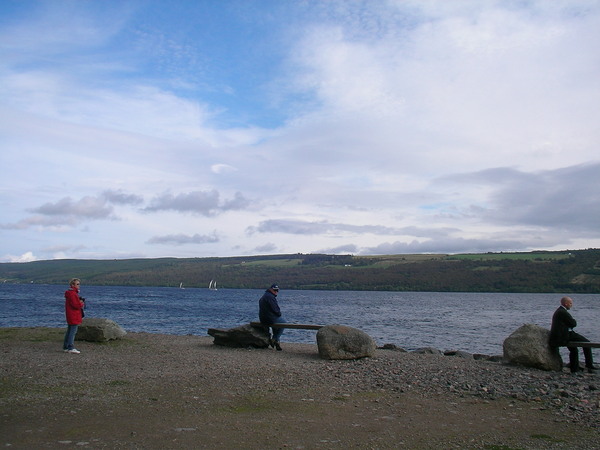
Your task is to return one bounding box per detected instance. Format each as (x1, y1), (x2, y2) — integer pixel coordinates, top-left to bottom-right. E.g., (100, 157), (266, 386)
(444, 350), (473, 359)
(207, 324), (270, 348)
(76, 318), (127, 342)
(502, 324), (563, 371)
(413, 347), (443, 355)
(380, 343), (407, 352)
(316, 325), (376, 360)
(474, 354), (503, 363)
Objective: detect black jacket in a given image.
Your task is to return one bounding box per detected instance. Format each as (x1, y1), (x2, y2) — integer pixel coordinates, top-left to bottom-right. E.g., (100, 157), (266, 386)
(549, 306), (577, 347)
(258, 290), (281, 325)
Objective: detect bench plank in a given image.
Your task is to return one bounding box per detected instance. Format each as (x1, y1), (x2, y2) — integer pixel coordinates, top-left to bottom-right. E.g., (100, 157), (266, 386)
(250, 321), (324, 330)
(567, 342), (600, 348)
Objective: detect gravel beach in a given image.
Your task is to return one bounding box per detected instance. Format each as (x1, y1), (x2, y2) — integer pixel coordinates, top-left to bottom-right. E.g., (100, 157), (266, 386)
(1, 327), (599, 449)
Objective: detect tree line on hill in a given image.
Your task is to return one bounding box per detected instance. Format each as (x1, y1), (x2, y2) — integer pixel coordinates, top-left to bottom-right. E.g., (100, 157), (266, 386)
(1, 249), (599, 293)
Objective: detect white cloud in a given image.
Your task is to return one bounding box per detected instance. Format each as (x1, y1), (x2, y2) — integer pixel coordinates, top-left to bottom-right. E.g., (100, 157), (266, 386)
(147, 232), (219, 246)
(3, 251), (37, 263)
(0, 1), (599, 261)
(211, 164), (238, 174)
(143, 190), (251, 216)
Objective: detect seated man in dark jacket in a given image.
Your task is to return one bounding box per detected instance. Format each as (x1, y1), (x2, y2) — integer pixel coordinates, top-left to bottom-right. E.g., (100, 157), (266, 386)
(258, 284), (286, 351)
(549, 296), (595, 373)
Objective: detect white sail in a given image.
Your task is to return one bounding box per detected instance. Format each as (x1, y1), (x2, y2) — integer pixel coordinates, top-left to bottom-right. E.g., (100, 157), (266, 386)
(179, 282), (184, 289)
(209, 279), (217, 290)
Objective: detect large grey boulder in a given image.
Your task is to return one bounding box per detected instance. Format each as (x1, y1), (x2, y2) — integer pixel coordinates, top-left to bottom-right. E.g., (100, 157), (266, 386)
(503, 323), (562, 371)
(76, 318), (127, 342)
(207, 324), (270, 348)
(317, 325), (376, 360)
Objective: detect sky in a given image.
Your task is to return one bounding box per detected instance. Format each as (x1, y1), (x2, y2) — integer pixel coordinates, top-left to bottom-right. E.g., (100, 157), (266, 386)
(1, 0), (599, 263)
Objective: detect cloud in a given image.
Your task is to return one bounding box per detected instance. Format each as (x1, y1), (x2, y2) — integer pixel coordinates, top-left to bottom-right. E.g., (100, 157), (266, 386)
(211, 163), (238, 174)
(362, 237), (527, 256)
(0, 195), (115, 230)
(246, 219), (460, 238)
(0, 190), (145, 230)
(317, 244), (359, 255)
(439, 163), (600, 233)
(2, 251), (37, 263)
(102, 189), (144, 205)
(0, 215), (79, 231)
(146, 232), (219, 246)
(221, 191), (252, 211)
(247, 219), (401, 236)
(284, 1), (600, 175)
(488, 164), (600, 232)
(41, 244), (87, 259)
(31, 196), (114, 219)
(144, 190), (251, 216)
(1, 1), (599, 261)
(253, 243), (278, 253)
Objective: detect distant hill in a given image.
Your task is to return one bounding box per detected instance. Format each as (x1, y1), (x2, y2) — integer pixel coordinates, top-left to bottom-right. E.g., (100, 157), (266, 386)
(1, 249), (600, 293)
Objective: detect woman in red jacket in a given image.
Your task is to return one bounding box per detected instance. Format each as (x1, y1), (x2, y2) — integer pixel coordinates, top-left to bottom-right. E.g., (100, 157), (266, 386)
(63, 278), (85, 353)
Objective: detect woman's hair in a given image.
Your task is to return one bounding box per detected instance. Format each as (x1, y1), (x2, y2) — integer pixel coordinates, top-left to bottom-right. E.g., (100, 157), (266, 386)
(69, 278), (81, 287)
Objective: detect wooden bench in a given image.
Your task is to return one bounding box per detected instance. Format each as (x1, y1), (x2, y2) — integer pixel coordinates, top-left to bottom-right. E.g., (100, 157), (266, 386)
(250, 321), (324, 330)
(567, 341), (600, 349)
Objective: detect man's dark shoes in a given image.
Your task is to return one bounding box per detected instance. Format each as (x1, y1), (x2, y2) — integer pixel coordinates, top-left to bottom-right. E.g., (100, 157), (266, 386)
(274, 341), (282, 351)
(586, 366), (597, 374)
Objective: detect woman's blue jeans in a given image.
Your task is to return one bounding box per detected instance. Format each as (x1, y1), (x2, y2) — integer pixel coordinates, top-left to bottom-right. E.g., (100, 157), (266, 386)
(271, 316), (286, 342)
(63, 325), (78, 350)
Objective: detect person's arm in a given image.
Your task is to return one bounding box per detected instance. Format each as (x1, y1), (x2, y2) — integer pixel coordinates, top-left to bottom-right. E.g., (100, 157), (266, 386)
(561, 309), (577, 329)
(65, 290), (83, 311)
(269, 297), (281, 317)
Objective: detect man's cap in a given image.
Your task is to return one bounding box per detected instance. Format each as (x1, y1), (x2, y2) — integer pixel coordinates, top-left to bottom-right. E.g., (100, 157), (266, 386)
(270, 283), (279, 291)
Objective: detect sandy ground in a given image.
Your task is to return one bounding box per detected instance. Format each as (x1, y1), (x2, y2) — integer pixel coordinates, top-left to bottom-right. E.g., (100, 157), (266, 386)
(1, 327), (599, 449)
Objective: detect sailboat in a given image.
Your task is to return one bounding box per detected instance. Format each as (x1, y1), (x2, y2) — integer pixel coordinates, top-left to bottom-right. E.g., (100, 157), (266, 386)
(208, 279), (217, 291)
(179, 282), (184, 289)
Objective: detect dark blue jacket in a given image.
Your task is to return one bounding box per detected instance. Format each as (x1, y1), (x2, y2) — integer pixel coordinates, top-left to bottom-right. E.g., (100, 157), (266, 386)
(259, 289), (281, 324)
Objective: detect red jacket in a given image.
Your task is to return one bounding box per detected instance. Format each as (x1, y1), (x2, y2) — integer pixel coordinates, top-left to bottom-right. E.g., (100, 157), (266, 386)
(65, 288), (84, 325)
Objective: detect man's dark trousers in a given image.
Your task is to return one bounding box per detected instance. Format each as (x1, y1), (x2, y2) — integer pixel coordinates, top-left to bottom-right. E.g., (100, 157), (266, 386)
(567, 331), (594, 372)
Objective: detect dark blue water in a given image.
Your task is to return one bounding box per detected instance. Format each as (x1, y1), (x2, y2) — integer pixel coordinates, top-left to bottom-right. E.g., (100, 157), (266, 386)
(1, 284), (599, 355)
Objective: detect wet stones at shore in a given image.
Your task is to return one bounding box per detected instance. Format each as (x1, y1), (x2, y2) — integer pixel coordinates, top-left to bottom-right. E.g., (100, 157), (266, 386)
(336, 348), (599, 429)
(379, 343), (503, 363)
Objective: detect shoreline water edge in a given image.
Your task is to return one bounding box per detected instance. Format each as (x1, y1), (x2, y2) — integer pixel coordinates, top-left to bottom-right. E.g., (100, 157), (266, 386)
(2, 284), (600, 356)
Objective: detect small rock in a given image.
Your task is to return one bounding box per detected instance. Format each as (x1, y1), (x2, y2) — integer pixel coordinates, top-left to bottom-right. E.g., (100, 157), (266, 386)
(412, 347), (443, 355)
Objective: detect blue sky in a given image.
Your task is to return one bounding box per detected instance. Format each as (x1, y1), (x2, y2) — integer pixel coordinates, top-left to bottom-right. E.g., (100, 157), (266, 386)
(1, 0), (599, 262)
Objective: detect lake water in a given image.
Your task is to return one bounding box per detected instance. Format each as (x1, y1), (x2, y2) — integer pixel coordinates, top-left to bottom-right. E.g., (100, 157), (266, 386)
(1, 284), (599, 356)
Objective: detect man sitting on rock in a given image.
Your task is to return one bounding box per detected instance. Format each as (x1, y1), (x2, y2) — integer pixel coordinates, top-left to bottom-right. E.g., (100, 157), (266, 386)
(549, 296), (596, 373)
(258, 283), (285, 351)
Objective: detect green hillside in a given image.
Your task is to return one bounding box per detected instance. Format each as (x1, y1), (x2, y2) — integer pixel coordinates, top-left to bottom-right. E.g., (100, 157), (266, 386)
(1, 249), (600, 293)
